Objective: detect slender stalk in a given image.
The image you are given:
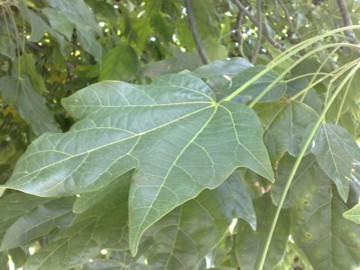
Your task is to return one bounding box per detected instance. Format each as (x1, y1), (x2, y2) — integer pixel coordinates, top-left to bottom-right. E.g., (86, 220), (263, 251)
(185, 0), (210, 64)
(335, 75), (354, 124)
(248, 44), (345, 108)
(257, 61), (360, 270)
(220, 25), (360, 103)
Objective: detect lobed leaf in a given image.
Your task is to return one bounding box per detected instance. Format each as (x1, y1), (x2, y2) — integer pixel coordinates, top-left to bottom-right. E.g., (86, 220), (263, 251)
(3, 74), (274, 254)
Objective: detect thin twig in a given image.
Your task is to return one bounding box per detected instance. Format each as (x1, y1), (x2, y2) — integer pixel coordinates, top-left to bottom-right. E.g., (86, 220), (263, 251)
(336, 0), (360, 45)
(276, 0), (302, 41)
(185, 0), (210, 65)
(251, 0), (262, 64)
(235, 11), (243, 45)
(232, 0), (284, 51)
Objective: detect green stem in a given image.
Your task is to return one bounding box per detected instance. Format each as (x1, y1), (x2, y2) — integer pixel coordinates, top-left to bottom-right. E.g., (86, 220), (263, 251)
(257, 61), (360, 270)
(248, 43), (358, 108)
(221, 25), (360, 103)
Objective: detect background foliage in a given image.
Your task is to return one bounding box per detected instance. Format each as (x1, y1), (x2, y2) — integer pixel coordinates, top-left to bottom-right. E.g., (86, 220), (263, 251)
(0, 0), (360, 269)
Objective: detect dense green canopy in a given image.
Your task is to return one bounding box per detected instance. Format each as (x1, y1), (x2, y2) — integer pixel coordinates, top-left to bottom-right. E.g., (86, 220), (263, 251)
(0, 0), (360, 269)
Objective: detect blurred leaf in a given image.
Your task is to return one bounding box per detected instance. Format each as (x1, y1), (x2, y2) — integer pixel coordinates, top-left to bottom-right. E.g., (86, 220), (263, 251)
(83, 259), (127, 270)
(15, 54), (47, 93)
(99, 45), (140, 81)
(43, 0), (103, 61)
(190, 57), (251, 96)
(0, 252), (9, 270)
(1, 197), (75, 250)
(143, 45), (202, 78)
(0, 193), (51, 233)
(8, 248), (27, 269)
(0, 76), (58, 135)
(16, 1), (68, 55)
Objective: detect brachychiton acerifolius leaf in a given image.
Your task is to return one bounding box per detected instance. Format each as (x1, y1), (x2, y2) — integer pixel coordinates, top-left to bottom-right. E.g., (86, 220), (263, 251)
(3, 73), (274, 254)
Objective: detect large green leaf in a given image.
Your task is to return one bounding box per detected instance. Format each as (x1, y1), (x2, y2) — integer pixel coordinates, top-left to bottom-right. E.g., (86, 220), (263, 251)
(24, 172), (130, 270)
(235, 194), (290, 270)
(1, 197), (75, 250)
(3, 73), (274, 254)
(274, 154), (360, 269)
(309, 122), (360, 201)
(142, 170), (255, 269)
(0, 76), (59, 136)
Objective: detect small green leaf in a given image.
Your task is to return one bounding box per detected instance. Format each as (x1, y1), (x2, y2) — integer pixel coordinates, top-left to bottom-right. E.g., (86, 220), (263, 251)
(4, 74), (274, 255)
(309, 122), (360, 201)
